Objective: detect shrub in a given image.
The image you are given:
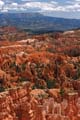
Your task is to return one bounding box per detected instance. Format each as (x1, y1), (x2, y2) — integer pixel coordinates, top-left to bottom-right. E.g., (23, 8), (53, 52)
(59, 88), (65, 97)
(19, 77), (29, 82)
(0, 86), (5, 92)
(10, 61), (16, 68)
(21, 63), (26, 71)
(46, 79), (56, 89)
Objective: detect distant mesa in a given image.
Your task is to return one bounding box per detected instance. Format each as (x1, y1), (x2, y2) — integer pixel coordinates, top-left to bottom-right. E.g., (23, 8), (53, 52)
(0, 13), (80, 34)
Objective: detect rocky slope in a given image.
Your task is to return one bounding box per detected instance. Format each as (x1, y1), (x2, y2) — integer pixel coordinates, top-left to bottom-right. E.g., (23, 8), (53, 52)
(0, 82), (80, 120)
(0, 26), (28, 41)
(0, 28), (80, 120)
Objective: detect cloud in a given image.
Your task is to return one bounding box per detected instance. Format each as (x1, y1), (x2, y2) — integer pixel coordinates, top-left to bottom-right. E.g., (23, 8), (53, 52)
(0, 0), (80, 17)
(1, 1), (58, 12)
(0, 0), (4, 5)
(75, 0), (80, 2)
(0, 0), (4, 9)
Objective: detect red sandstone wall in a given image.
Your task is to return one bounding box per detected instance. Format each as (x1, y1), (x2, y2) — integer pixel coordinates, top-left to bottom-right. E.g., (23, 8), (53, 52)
(0, 82), (80, 120)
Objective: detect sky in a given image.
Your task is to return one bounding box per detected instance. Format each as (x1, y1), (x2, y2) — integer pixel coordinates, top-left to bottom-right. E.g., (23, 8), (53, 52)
(0, 0), (80, 19)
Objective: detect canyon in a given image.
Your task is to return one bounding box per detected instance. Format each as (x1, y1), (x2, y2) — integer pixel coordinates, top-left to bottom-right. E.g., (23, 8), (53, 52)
(0, 27), (80, 120)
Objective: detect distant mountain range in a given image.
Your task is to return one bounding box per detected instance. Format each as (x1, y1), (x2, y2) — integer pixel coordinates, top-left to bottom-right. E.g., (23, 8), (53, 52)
(0, 13), (80, 34)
